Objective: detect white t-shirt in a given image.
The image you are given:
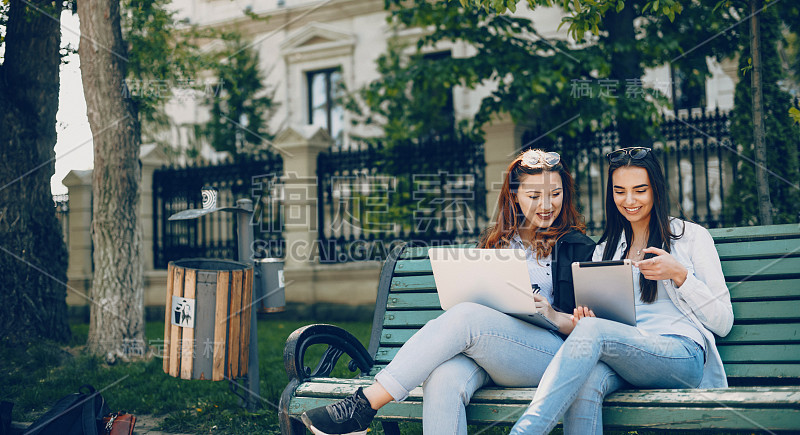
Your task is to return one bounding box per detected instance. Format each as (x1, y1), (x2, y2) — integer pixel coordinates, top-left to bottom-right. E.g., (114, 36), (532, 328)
(509, 234), (554, 304)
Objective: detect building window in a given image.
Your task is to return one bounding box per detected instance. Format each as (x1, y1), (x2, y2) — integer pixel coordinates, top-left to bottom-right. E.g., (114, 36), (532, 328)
(670, 63), (706, 110)
(307, 68), (343, 145)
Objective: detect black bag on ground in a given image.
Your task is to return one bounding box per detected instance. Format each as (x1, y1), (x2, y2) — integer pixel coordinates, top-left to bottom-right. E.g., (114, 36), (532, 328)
(23, 385), (110, 435)
(1, 401), (16, 435)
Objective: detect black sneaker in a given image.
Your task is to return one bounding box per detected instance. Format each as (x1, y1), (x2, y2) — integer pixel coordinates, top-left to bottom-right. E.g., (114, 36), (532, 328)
(300, 387), (377, 435)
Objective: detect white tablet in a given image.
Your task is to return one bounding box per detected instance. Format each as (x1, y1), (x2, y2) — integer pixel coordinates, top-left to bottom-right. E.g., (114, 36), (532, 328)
(571, 260), (636, 326)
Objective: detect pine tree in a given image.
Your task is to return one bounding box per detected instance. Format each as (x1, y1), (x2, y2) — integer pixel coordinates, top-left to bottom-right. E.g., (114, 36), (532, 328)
(202, 34), (275, 160)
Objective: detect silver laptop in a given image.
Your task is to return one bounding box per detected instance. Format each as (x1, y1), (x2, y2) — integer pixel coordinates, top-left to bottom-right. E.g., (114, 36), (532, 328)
(428, 247), (559, 330)
(571, 260), (636, 326)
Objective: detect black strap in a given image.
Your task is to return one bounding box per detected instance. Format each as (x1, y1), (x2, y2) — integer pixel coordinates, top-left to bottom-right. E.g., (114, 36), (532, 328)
(81, 398), (96, 435)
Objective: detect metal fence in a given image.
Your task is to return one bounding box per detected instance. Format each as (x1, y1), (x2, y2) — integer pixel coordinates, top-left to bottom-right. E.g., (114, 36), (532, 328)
(150, 108), (739, 266)
(152, 155), (284, 269)
(526, 108), (733, 233)
(316, 134), (487, 263)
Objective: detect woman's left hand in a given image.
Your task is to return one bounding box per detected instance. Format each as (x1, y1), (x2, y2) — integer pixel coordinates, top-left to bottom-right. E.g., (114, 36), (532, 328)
(635, 247), (689, 287)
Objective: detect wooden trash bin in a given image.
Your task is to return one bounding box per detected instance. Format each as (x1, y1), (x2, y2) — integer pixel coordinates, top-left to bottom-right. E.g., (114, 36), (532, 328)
(163, 259), (253, 381)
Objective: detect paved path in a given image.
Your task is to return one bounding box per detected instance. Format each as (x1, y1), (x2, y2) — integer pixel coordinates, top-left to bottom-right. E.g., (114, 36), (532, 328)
(133, 414), (196, 435)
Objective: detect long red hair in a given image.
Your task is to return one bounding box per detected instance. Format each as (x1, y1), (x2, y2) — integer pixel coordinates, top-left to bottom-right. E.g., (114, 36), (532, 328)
(479, 150), (586, 258)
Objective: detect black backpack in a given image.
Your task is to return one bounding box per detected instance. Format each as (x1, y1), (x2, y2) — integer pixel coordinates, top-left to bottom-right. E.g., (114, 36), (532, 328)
(23, 385), (110, 435)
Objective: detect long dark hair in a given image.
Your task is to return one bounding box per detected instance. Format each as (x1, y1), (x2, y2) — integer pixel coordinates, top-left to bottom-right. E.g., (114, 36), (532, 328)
(480, 150), (585, 259)
(598, 148), (684, 303)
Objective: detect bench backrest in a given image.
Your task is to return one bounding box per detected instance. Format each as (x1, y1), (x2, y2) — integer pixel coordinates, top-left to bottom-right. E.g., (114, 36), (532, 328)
(368, 224), (800, 385)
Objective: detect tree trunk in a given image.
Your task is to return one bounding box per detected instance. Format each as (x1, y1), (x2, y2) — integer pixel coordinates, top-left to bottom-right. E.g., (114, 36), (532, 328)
(750, 0), (773, 225)
(78, 0), (145, 357)
(605, 3), (644, 146)
(0, 0), (70, 344)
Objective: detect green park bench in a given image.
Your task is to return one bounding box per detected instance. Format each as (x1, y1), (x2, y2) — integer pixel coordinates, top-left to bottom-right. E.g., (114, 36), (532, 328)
(279, 224), (800, 433)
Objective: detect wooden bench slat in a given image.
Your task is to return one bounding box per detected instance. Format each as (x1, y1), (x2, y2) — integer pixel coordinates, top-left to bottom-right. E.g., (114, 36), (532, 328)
(296, 379), (800, 406)
(389, 274), (800, 300)
(393, 259), (433, 275)
(290, 397), (800, 431)
(386, 292), (800, 320)
(394, 256), (800, 279)
(390, 275), (436, 292)
(291, 380), (800, 430)
(709, 224), (800, 242)
(379, 328), (421, 345)
(723, 363), (800, 378)
(384, 309), (442, 327)
(378, 323), (800, 355)
(728, 279), (800, 300)
(716, 238), (800, 260)
(386, 301), (800, 325)
(369, 359), (800, 380)
(368, 362), (800, 380)
(732, 300), (800, 322)
(400, 244), (475, 260)
(601, 406), (800, 431)
(721, 257), (800, 279)
(717, 344), (800, 362)
(387, 292), (439, 309)
(374, 343), (800, 365)
(719, 323), (800, 343)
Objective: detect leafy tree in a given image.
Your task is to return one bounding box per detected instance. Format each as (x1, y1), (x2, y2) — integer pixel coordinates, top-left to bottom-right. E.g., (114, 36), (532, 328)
(121, 0), (202, 161)
(121, 0), (277, 163)
(351, 1), (744, 155)
(201, 32), (276, 160)
(725, 5), (800, 225)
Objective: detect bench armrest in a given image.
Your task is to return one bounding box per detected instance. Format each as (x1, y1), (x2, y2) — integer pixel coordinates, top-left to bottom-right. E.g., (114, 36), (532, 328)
(283, 323), (374, 382)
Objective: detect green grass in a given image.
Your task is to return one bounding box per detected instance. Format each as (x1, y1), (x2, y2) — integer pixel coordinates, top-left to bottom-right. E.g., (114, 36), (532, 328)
(1, 319), (374, 434)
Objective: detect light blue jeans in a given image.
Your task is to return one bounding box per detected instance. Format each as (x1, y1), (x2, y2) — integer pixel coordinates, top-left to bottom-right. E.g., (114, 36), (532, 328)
(374, 302), (565, 434)
(510, 316), (705, 435)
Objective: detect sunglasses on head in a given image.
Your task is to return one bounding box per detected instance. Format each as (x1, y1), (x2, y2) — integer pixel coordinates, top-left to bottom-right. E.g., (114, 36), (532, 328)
(520, 150), (561, 168)
(606, 147), (652, 163)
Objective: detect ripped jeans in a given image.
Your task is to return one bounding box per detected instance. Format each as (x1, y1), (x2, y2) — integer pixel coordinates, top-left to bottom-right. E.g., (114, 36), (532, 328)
(374, 302), (565, 434)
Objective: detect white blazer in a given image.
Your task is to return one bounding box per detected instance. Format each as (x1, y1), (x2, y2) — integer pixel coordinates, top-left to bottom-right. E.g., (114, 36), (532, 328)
(593, 218), (734, 388)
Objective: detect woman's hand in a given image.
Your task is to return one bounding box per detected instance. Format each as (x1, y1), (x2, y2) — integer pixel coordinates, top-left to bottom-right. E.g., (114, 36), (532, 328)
(635, 247), (689, 287)
(534, 294), (576, 334)
(571, 306), (595, 327)
(533, 293), (557, 321)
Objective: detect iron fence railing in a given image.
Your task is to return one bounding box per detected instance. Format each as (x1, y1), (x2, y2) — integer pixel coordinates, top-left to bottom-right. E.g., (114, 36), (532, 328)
(526, 108), (733, 233)
(152, 155), (284, 269)
(316, 133), (487, 263)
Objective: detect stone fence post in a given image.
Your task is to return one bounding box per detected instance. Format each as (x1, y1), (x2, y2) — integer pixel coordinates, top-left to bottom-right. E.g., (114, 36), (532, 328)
(62, 169), (93, 305)
(482, 113), (526, 220)
(139, 145), (167, 273)
(272, 126), (333, 303)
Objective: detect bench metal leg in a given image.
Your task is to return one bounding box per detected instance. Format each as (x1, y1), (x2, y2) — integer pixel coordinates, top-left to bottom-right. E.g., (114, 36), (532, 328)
(381, 421), (400, 435)
(280, 379), (307, 435)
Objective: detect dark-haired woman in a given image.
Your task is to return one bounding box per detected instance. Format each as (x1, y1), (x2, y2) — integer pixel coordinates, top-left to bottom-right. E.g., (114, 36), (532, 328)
(511, 147), (733, 434)
(300, 150), (595, 435)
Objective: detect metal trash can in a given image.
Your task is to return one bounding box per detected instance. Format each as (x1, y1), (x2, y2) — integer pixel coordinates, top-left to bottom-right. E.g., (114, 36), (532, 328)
(162, 259), (253, 381)
(254, 258), (285, 313)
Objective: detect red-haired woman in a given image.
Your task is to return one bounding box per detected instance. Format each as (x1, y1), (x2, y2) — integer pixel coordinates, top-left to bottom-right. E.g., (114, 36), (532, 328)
(300, 149), (595, 435)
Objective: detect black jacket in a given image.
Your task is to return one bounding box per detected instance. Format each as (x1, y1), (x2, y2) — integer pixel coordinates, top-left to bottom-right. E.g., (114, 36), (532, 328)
(551, 230), (596, 313)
